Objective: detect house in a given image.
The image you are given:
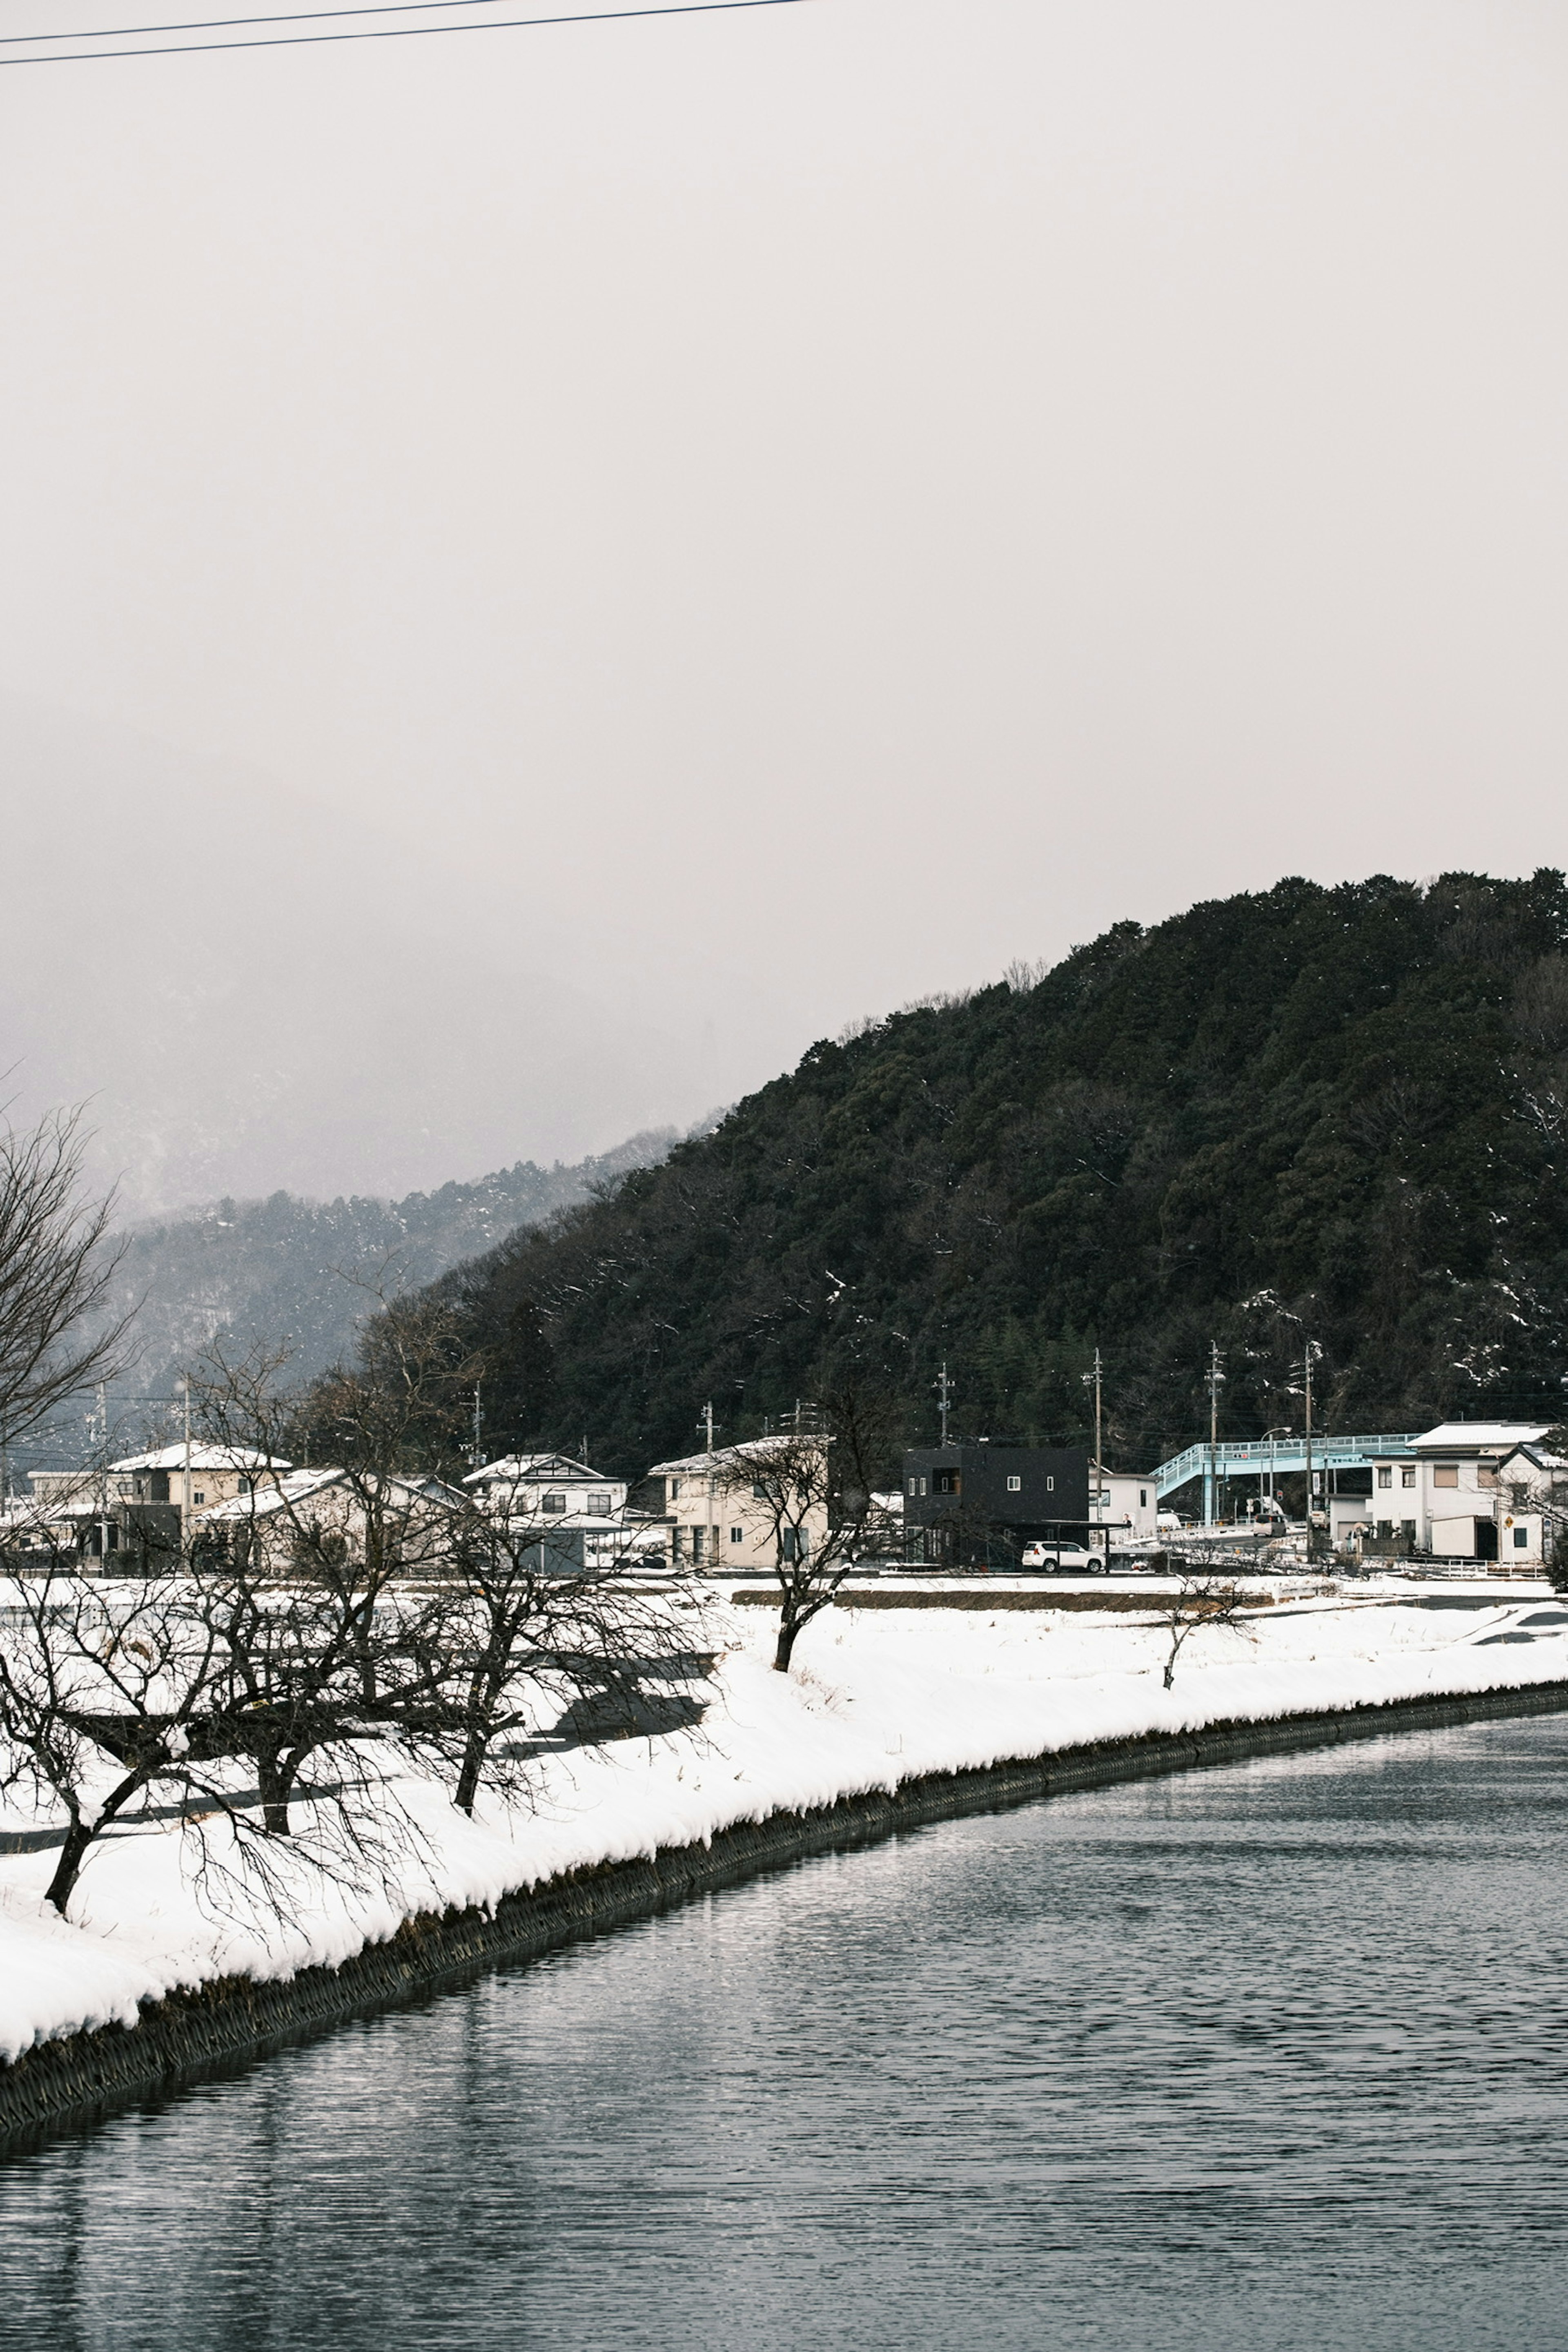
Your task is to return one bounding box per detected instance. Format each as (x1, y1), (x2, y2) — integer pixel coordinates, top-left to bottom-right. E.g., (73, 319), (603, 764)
(201, 1466), (463, 1571)
(464, 1454), (627, 1522)
(1489, 1437), (1567, 1569)
(635, 1437), (831, 1572)
(903, 1443), (1090, 1564)
(1087, 1470), (1158, 1544)
(21, 1445), (287, 1559)
(1363, 1423), (1555, 1563)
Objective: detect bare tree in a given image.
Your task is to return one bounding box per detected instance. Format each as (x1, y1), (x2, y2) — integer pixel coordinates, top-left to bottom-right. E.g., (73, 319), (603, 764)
(1155, 1571), (1255, 1691)
(717, 1389), (902, 1671)
(410, 1497), (712, 1815)
(0, 1107), (134, 1446)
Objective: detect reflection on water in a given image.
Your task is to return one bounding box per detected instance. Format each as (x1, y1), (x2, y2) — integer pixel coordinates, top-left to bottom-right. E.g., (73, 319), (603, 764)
(5, 1716), (1568, 2351)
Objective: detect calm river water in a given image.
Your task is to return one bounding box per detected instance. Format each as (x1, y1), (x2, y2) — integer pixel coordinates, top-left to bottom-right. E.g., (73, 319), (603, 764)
(4, 1715), (1568, 2352)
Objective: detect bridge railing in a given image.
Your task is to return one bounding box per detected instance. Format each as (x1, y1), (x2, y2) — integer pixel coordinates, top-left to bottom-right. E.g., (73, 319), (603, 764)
(1155, 1433), (1424, 1499)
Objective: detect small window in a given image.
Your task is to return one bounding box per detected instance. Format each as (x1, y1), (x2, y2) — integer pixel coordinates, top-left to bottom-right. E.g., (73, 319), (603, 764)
(1402, 1519), (1416, 1537)
(1514, 1526), (1529, 1548)
(1046, 1477), (1054, 1493)
(935, 1470), (960, 1495)
(1378, 1467), (1392, 1489)
(192, 1490), (205, 1506)
(908, 1478), (918, 1497)
(1401, 1468), (1415, 1489)
(1377, 1519), (1393, 1539)
(730, 1526), (743, 1544)
(1139, 1489), (1147, 1508)
(1007, 1475), (1022, 1493)
(919, 1478), (927, 1496)
(692, 1526), (705, 1562)
(542, 1492), (567, 1514)
(1434, 1466), (1459, 1489)
(753, 1483), (768, 1500)
(670, 1480), (681, 1500)
(588, 1492), (611, 1515)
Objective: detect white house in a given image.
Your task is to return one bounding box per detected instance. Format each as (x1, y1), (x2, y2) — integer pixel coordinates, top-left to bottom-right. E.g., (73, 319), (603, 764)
(637, 1437), (831, 1572)
(202, 1466), (464, 1569)
(1364, 1423), (1555, 1564)
(463, 1454), (626, 1522)
(1088, 1470), (1158, 1544)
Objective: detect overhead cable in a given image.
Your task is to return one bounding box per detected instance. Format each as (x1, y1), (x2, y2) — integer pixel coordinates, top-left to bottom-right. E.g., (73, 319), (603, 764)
(0, 0), (808, 64)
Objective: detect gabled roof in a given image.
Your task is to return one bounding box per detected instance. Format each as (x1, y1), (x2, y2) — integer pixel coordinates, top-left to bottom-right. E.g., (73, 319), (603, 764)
(463, 1454), (613, 1487)
(646, 1434), (818, 1477)
(203, 1468), (462, 1520)
(109, 1444), (287, 1473)
(1414, 1423), (1550, 1452)
(1494, 1440), (1568, 1475)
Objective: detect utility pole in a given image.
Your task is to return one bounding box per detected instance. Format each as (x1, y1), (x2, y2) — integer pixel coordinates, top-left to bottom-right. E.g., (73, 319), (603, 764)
(1205, 1343), (1223, 1528)
(181, 1377), (193, 1546)
(935, 1361), (952, 1447)
(97, 1381), (110, 1566)
(471, 1384), (483, 1468)
(1303, 1343), (1316, 1557)
(704, 1401), (716, 1454)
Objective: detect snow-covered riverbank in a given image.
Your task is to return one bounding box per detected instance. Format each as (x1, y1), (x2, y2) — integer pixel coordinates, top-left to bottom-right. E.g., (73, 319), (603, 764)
(3, 1581), (1565, 2064)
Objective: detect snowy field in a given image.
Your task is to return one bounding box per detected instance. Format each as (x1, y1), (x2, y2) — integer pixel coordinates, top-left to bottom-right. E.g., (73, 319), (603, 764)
(2, 1579), (1565, 2065)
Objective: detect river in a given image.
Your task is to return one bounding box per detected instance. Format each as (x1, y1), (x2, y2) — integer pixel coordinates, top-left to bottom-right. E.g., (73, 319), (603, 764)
(4, 1713), (1568, 2351)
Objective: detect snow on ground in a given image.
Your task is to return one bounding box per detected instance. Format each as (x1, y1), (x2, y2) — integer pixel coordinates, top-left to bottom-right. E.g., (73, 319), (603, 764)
(2, 1579), (1565, 2063)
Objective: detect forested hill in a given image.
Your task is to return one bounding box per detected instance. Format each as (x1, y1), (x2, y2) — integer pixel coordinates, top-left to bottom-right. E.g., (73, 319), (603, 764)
(100, 1130), (680, 1409)
(436, 874), (1568, 1477)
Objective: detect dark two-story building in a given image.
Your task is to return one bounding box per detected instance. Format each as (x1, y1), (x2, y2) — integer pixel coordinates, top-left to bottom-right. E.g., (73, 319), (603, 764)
(902, 1441), (1091, 1564)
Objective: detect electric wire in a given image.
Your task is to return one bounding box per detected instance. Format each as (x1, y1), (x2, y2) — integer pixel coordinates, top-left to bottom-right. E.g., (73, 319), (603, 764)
(0, 0), (807, 62)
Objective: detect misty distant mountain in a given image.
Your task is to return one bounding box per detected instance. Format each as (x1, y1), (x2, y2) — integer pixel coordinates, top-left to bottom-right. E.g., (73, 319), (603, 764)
(95, 1129), (681, 1427)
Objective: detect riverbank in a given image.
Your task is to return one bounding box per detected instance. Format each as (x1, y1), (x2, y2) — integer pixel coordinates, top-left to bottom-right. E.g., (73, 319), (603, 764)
(3, 1582), (1566, 2142)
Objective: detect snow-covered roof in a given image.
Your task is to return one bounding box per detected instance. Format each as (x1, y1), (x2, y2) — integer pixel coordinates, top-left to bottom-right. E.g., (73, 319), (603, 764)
(203, 1468), (462, 1520)
(109, 1445), (288, 1474)
(1494, 1440), (1568, 1474)
(646, 1435), (818, 1477)
(1415, 1423), (1551, 1452)
(463, 1454), (611, 1487)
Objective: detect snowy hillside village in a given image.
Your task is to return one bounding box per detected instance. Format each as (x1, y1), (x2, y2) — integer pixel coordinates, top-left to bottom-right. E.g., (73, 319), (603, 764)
(8, 1414), (1567, 1575)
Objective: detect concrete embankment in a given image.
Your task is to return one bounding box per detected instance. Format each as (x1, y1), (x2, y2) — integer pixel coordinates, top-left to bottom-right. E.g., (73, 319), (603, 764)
(4, 1675), (1566, 2151)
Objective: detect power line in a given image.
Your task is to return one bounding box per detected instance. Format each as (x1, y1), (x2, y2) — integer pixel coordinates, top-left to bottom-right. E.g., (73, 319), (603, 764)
(0, 0), (808, 63)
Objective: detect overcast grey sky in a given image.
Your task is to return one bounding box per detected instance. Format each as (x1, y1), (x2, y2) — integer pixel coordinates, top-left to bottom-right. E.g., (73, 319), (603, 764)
(3, 0), (1566, 1211)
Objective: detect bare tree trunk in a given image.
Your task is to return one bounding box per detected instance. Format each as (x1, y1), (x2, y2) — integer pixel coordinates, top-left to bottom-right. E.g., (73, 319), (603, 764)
(44, 1772), (141, 1915)
(774, 1613), (799, 1673)
(454, 1726), (488, 1815)
(257, 1748), (298, 1835)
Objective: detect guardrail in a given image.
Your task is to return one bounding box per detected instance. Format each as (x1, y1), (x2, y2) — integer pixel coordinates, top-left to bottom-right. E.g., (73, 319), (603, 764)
(1155, 1433), (1424, 1499)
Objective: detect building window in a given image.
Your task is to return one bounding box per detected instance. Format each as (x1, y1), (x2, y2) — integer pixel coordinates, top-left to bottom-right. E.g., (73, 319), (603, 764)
(670, 1480), (681, 1500)
(543, 1492), (566, 1513)
(730, 1526), (743, 1544)
(1046, 1477), (1054, 1493)
(1007, 1475), (1022, 1493)
(1402, 1468), (1415, 1489)
(1377, 1520), (1393, 1539)
(1514, 1526), (1529, 1548)
(589, 1492), (611, 1515)
(919, 1478), (927, 1496)
(1434, 1466), (1459, 1489)
(692, 1526), (704, 1562)
(1402, 1519), (1416, 1538)
(753, 1483), (768, 1500)
(1139, 1489), (1148, 1508)
(1378, 1467), (1392, 1489)
(935, 1470), (960, 1495)
(192, 1491), (205, 1506)
(908, 1479), (918, 1497)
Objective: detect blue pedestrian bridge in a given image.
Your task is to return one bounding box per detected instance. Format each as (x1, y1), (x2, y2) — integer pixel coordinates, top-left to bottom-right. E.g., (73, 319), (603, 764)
(1154, 1431), (1423, 1506)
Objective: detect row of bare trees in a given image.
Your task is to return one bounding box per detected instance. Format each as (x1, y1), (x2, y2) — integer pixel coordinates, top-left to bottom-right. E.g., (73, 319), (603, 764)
(1, 1263), (710, 1920)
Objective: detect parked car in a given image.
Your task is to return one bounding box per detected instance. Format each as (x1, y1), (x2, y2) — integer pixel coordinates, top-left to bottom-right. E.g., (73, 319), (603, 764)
(1021, 1541), (1103, 1574)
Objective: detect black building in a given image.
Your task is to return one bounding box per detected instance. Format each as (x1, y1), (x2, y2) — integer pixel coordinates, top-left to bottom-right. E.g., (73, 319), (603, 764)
(902, 1441), (1091, 1564)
